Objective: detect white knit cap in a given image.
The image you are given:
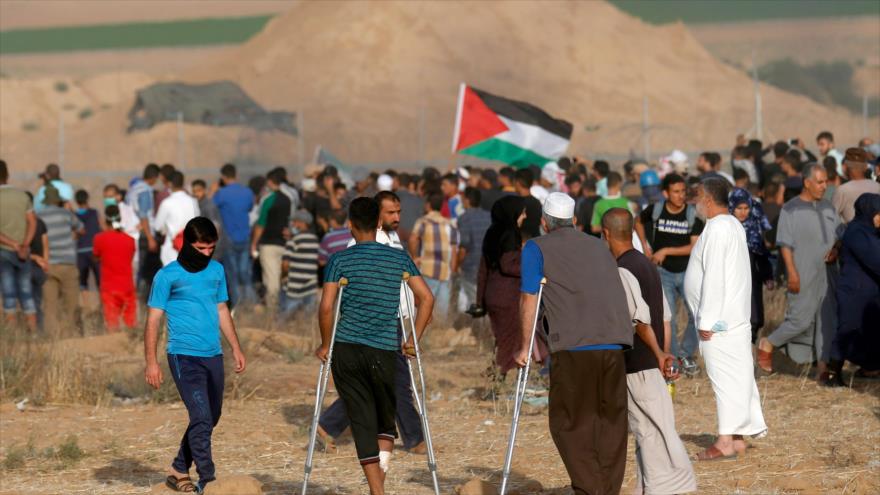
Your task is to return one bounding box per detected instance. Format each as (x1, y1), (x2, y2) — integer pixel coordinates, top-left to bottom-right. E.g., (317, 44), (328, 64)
(377, 174), (393, 191)
(543, 192), (575, 219)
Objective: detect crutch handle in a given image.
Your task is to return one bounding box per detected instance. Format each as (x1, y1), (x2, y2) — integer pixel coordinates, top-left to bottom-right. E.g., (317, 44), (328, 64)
(402, 271), (411, 281)
(539, 277), (547, 285)
(339, 277), (349, 286)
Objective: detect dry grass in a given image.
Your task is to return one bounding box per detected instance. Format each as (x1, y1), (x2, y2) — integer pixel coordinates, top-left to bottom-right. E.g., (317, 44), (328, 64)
(1, 288), (878, 494)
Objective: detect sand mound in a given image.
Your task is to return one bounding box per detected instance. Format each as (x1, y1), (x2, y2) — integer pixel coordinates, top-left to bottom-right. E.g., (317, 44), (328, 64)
(187, 0), (869, 163)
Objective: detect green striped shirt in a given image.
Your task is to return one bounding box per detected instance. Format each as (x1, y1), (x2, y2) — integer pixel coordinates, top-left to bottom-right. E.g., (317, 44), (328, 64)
(325, 241), (420, 351)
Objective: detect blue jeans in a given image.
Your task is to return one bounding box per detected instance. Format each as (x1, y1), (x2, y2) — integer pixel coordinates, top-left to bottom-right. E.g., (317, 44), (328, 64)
(319, 351), (424, 449)
(0, 249), (36, 314)
(278, 292), (315, 319)
(222, 241), (255, 307)
(168, 354), (224, 485)
(658, 267), (698, 359)
(425, 278), (450, 319)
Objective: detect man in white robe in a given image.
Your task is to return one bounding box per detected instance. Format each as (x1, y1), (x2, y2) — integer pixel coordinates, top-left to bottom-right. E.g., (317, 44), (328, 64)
(684, 177), (767, 460)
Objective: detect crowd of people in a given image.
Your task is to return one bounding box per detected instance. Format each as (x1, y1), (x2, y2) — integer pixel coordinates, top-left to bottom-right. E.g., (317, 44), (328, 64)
(1, 128), (879, 494)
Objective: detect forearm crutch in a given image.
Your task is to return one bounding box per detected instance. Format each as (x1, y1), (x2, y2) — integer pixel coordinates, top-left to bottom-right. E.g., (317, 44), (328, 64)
(400, 272), (441, 495)
(499, 277), (546, 495)
(302, 277), (347, 495)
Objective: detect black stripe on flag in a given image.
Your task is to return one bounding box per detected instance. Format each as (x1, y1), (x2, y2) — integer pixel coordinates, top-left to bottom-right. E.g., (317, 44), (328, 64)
(471, 86), (573, 140)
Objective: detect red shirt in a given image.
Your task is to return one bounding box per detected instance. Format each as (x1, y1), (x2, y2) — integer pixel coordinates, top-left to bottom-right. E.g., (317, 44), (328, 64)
(93, 230), (136, 293)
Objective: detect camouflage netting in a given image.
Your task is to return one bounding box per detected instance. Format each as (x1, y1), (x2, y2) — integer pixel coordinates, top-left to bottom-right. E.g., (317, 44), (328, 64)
(127, 81), (296, 135)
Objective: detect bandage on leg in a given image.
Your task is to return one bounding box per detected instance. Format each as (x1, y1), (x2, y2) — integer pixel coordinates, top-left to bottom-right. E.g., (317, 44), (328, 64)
(379, 450), (392, 473)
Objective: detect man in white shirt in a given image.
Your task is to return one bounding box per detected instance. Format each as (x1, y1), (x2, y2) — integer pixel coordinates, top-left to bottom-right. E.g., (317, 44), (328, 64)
(154, 172), (199, 266)
(684, 177), (767, 461)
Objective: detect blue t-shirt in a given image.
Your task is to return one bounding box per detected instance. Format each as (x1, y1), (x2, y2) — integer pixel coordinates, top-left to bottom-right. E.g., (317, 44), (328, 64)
(213, 183), (254, 244)
(148, 260), (229, 357)
(324, 242), (420, 351)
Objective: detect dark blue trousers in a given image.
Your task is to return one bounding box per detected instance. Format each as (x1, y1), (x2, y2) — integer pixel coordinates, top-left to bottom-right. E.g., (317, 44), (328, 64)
(168, 354), (224, 484)
(319, 352), (424, 449)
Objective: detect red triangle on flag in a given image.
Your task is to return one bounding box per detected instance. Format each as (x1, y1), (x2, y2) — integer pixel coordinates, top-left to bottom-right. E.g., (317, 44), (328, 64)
(454, 85), (509, 151)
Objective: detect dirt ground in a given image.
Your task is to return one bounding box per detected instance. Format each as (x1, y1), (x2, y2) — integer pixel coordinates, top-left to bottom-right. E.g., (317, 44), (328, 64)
(1, 314), (878, 495)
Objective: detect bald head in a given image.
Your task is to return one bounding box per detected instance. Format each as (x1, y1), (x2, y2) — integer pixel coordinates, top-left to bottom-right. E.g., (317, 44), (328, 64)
(601, 208), (633, 242)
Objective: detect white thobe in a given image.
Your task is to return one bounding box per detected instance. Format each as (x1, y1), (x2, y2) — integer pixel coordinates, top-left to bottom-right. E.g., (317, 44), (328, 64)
(684, 214), (767, 437)
(154, 190), (200, 266)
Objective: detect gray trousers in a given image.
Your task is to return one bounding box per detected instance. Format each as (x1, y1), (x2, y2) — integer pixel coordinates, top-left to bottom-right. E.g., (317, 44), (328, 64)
(768, 272), (830, 364)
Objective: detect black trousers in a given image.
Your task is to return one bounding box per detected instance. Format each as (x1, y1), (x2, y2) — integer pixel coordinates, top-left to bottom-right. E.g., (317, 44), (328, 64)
(330, 343), (397, 465)
(549, 350), (627, 495)
(168, 354), (224, 483)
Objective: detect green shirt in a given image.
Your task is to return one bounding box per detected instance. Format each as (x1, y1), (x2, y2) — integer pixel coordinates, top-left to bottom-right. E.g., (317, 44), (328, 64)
(591, 196), (631, 227)
(0, 185), (33, 252)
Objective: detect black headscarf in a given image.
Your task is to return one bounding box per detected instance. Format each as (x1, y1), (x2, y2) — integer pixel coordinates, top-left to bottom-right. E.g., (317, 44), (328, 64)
(177, 217), (218, 273)
(853, 193), (880, 228)
(482, 195), (525, 270)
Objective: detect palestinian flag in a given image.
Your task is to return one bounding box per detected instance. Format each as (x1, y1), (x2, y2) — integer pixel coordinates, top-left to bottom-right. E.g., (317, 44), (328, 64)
(452, 83), (573, 168)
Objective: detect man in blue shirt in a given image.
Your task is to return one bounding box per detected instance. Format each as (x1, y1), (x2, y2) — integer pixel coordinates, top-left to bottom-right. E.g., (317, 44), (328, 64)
(316, 197), (434, 494)
(34, 163), (74, 211)
(517, 192), (633, 495)
(145, 217), (246, 494)
(212, 164), (255, 307)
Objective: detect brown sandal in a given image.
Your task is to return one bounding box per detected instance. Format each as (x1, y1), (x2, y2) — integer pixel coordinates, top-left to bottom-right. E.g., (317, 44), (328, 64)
(165, 475), (195, 492)
(756, 340), (773, 374)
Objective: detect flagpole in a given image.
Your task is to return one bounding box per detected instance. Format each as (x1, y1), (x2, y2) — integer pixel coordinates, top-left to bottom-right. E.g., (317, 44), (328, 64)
(451, 82), (465, 153)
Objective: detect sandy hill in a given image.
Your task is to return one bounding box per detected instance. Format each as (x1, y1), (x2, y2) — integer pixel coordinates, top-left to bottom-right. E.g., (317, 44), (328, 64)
(1, 1), (874, 176)
(186, 0), (872, 164)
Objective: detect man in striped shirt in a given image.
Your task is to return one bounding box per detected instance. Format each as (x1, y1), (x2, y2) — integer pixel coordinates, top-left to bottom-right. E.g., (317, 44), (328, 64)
(317, 208), (352, 266)
(280, 210), (319, 318)
(408, 193), (459, 319)
(37, 185), (84, 336)
(316, 197), (434, 492)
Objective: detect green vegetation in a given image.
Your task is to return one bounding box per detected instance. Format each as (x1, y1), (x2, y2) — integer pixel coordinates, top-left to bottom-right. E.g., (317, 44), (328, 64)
(0, 15), (272, 55)
(760, 58), (879, 115)
(611, 0), (879, 25)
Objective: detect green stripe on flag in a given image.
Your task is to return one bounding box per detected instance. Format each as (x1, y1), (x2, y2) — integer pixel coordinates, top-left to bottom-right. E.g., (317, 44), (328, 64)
(459, 138), (552, 168)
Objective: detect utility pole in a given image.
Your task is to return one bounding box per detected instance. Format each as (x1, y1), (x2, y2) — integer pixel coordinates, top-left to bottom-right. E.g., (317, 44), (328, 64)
(751, 50), (763, 141)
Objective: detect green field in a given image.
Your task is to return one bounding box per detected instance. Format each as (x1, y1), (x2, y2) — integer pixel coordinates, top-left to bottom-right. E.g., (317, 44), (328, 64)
(610, 0), (879, 24)
(0, 15), (272, 55)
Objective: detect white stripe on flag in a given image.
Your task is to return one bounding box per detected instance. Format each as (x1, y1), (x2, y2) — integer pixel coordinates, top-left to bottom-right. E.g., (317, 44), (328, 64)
(495, 116), (570, 160)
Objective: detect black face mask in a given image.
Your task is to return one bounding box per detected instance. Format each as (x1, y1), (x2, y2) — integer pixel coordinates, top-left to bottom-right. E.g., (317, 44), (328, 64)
(177, 242), (213, 273)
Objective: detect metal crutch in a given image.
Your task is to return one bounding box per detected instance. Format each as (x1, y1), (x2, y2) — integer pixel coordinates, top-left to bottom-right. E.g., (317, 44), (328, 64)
(302, 277), (347, 495)
(499, 277), (546, 495)
(399, 272), (441, 495)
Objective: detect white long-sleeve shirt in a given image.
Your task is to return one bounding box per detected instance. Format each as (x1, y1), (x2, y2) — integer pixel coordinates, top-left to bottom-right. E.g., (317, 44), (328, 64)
(683, 214), (751, 332)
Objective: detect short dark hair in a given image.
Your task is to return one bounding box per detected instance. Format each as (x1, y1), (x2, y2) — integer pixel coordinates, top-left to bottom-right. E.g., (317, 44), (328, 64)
(427, 192), (444, 212)
(330, 208), (348, 225)
(348, 197), (379, 232)
(45, 163), (60, 179)
(160, 164), (176, 181)
(733, 167), (749, 182)
(103, 183), (120, 196)
(171, 171), (184, 189)
(0, 160), (6, 182)
(823, 156), (838, 179)
(763, 180), (781, 199)
(816, 131), (834, 142)
(564, 174), (581, 187)
(441, 173), (458, 185)
(104, 205), (120, 226)
(75, 189), (89, 204)
(183, 216), (218, 244)
(732, 145), (748, 159)
(514, 168), (534, 188)
(464, 186), (481, 207)
(593, 160), (610, 178)
(582, 177), (597, 193)
(773, 141), (790, 158)
(383, 169), (398, 179)
(662, 173), (685, 191)
(783, 150), (802, 170)
(701, 177), (730, 207)
(422, 167), (441, 182)
(266, 168), (285, 185)
(374, 190), (400, 207)
(701, 152), (721, 169)
(143, 163), (160, 179)
(606, 171), (623, 188)
(220, 163), (236, 178)
(269, 166), (289, 184)
(499, 167), (516, 183)
(192, 179), (207, 189)
(398, 173), (413, 188)
(601, 207), (633, 241)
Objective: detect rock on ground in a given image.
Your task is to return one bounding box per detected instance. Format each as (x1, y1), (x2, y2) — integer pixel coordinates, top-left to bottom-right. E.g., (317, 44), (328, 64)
(150, 475), (263, 494)
(456, 478), (496, 495)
